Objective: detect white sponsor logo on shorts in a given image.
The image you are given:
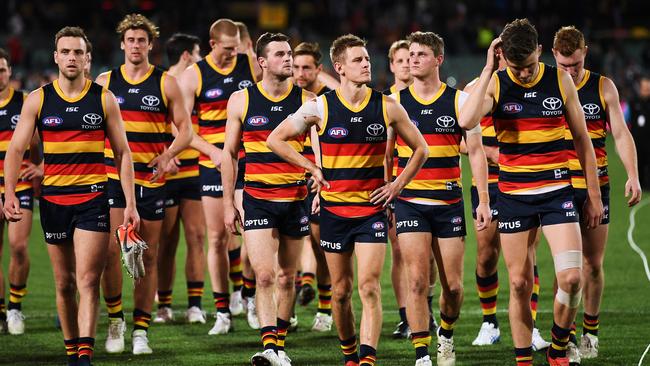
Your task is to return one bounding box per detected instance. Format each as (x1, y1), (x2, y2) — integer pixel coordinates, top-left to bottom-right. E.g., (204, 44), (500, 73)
(320, 240), (342, 250)
(396, 220), (418, 229)
(498, 221), (521, 230)
(46, 232), (67, 240)
(202, 185), (223, 192)
(245, 218), (269, 227)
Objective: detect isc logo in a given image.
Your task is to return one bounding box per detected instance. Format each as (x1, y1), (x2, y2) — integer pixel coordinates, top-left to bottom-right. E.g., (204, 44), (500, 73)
(421, 109), (433, 115)
(350, 116), (363, 122)
(128, 88), (140, 93)
(270, 106), (283, 111)
(66, 107), (79, 112)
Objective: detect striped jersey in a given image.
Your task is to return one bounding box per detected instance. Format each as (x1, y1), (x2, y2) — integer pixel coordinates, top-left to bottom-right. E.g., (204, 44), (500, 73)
(492, 63), (570, 195)
(242, 83), (307, 201)
(564, 70), (609, 188)
(318, 88), (388, 218)
(303, 84), (332, 164)
(37, 79), (107, 205)
(0, 88), (31, 194)
(104, 65), (169, 188)
(194, 53), (256, 169)
(396, 83), (463, 205)
(166, 110), (199, 181)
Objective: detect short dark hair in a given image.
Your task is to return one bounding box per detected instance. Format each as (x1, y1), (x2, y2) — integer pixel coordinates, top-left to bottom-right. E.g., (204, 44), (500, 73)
(406, 32), (445, 57)
(330, 34), (366, 64)
(553, 26), (586, 56)
(166, 33), (201, 65)
(293, 42), (322, 65)
(116, 13), (160, 42)
(54, 26), (90, 51)
(0, 48), (10, 66)
(255, 32), (289, 58)
(501, 18), (538, 63)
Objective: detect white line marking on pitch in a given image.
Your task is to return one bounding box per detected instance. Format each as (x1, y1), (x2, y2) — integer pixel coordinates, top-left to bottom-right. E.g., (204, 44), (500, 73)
(627, 198), (650, 365)
(639, 343), (650, 366)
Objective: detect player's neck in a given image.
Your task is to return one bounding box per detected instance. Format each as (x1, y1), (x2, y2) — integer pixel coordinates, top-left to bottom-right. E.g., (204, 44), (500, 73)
(573, 69), (587, 87)
(123, 60), (151, 80)
(56, 75), (87, 97)
(260, 75), (290, 98)
(393, 78), (412, 91)
(338, 79), (368, 106)
(210, 51), (233, 70)
(167, 62), (187, 78)
(412, 76), (442, 99)
(306, 81), (322, 94)
(0, 86), (11, 101)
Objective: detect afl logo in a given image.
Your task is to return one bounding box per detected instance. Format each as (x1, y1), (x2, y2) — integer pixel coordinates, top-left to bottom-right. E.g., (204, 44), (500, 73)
(372, 221), (385, 230)
(328, 127), (348, 138)
(239, 80), (253, 89)
(10, 114), (20, 129)
(451, 216), (463, 224)
(542, 97), (562, 110)
(562, 201), (574, 210)
(502, 102), (523, 114)
(205, 88), (223, 99)
(83, 113), (103, 125)
(43, 116), (63, 127)
(582, 103), (600, 116)
(300, 216), (309, 225)
(142, 95), (160, 107)
(366, 123), (385, 136)
(436, 115), (456, 128)
(115, 96), (125, 104)
(247, 116), (269, 126)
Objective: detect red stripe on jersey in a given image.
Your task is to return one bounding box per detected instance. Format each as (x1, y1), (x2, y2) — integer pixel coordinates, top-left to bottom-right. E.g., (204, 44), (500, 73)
(41, 130), (104, 142)
(320, 142), (385, 156)
(499, 150), (567, 167)
(44, 163), (106, 176)
(246, 162), (306, 175)
(326, 178), (384, 192)
(198, 100), (227, 113)
(496, 117), (565, 132)
(199, 124), (225, 135)
(120, 110), (167, 123)
(244, 185), (307, 200)
(499, 179), (569, 193)
(405, 166), (461, 180)
(42, 192), (103, 205)
(323, 205), (379, 218)
(243, 130), (270, 143)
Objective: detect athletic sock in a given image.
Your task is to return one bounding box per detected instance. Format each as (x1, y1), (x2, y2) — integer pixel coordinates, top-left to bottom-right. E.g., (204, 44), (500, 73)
(476, 271), (499, 327)
(77, 337), (94, 361)
(187, 281), (204, 308)
(411, 331), (431, 360)
(294, 271), (302, 291)
(317, 284), (332, 315)
(133, 309), (151, 331)
(359, 344), (377, 366)
(301, 272), (316, 287)
(260, 326), (278, 352)
(277, 318), (290, 352)
(64, 338), (78, 366)
(514, 346), (533, 365)
(398, 307), (408, 324)
(0, 298), (6, 321)
(438, 312), (458, 338)
(104, 294), (124, 320)
(212, 292), (230, 313)
(242, 276), (256, 298)
(583, 313), (599, 336)
(340, 335), (359, 363)
(8, 283), (27, 311)
(549, 322), (570, 358)
(569, 321), (578, 344)
(157, 290), (172, 309)
(531, 265), (540, 323)
(228, 248), (243, 292)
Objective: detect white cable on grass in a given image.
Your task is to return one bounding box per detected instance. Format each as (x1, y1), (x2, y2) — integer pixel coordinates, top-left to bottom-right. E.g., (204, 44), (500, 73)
(639, 342), (650, 366)
(627, 198), (650, 282)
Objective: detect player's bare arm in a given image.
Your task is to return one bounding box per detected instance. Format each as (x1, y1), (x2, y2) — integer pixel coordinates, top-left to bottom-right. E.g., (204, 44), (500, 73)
(221, 89), (246, 234)
(602, 77), (642, 206)
(463, 79), (499, 163)
(465, 130), (491, 230)
(104, 88), (140, 229)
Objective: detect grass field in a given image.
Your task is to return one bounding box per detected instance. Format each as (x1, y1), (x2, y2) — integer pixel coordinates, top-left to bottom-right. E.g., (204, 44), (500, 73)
(1, 138), (649, 365)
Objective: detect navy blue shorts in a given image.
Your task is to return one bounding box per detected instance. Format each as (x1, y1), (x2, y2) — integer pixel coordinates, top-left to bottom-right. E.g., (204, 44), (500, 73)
(242, 191), (309, 237)
(573, 185), (610, 225)
(108, 179), (165, 221)
(2, 189), (34, 211)
(40, 193), (109, 244)
(470, 184), (499, 220)
(319, 210), (388, 253)
(497, 186), (578, 233)
(165, 176), (201, 207)
(395, 199), (467, 238)
(199, 165), (224, 197)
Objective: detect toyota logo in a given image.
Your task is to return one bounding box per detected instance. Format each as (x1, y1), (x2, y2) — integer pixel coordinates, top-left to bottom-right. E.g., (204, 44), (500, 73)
(542, 97), (562, 110)
(366, 123), (385, 136)
(83, 113), (103, 125)
(239, 80), (253, 90)
(582, 103), (600, 116)
(142, 95), (160, 107)
(10, 114), (19, 128)
(436, 115), (456, 128)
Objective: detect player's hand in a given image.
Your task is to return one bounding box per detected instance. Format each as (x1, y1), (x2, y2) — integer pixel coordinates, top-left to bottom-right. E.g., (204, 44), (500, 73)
(583, 194), (604, 229)
(19, 162), (44, 180)
(123, 204), (141, 231)
(625, 177), (642, 207)
(308, 167), (330, 193)
(224, 204), (242, 235)
(2, 193), (23, 222)
(148, 151), (172, 183)
(475, 202), (492, 231)
(484, 146), (500, 165)
(311, 193), (321, 215)
(370, 181), (401, 208)
(486, 37), (502, 72)
(209, 149), (222, 171)
(166, 157), (180, 176)
(0, 197), (4, 221)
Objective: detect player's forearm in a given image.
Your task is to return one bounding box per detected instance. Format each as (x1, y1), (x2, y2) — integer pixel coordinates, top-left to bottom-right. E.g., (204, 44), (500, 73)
(393, 145), (427, 190)
(267, 138), (318, 173)
(115, 150), (137, 206)
(221, 150), (237, 207)
(3, 147), (24, 196)
(459, 68), (492, 130)
(166, 119), (193, 157)
(574, 134), (601, 198)
(614, 131), (640, 180)
(469, 147), (489, 194)
(190, 133), (221, 156)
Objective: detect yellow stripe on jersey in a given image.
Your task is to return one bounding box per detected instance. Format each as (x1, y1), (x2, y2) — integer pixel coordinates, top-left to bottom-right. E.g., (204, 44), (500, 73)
(44, 141), (104, 154)
(499, 161), (569, 173)
(243, 140), (303, 154)
(397, 144), (459, 158)
(246, 172), (305, 186)
(43, 174), (107, 187)
(406, 179), (460, 191)
(320, 190), (370, 203)
(200, 109), (228, 121)
(123, 120), (167, 133)
(497, 127), (565, 144)
(320, 154), (385, 170)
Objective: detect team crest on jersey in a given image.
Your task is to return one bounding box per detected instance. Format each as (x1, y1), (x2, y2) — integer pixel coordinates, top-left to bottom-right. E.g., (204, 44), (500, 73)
(42, 116), (64, 127)
(328, 127), (348, 139)
(372, 221), (385, 230)
(451, 216), (463, 224)
(205, 88), (223, 99)
(562, 201), (574, 210)
(10, 114), (20, 129)
(247, 116), (269, 126)
(238, 80), (253, 90)
(502, 102), (523, 114)
(300, 216), (309, 225)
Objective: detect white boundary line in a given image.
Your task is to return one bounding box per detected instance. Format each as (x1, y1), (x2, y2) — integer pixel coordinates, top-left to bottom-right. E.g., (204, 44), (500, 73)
(627, 198), (650, 282)
(639, 343), (650, 366)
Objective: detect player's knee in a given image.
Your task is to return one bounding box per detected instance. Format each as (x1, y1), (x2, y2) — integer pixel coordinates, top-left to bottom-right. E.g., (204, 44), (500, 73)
(255, 270), (276, 289)
(510, 276), (532, 298)
(358, 279), (381, 302)
(10, 243), (29, 264)
(442, 280), (463, 301)
(407, 273), (429, 296)
(276, 270), (295, 290)
(476, 248), (499, 272)
(583, 257), (603, 279)
(554, 250), (582, 292)
(558, 268), (582, 292)
(77, 271), (101, 292)
(208, 230), (229, 249)
(55, 273), (77, 295)
(185, 226), (206, 249)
